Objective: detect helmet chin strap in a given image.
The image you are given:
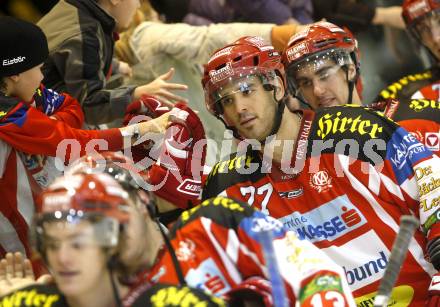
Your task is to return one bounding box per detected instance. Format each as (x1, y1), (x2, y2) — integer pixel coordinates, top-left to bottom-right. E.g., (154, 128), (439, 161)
(293, 94), (312, 109)
(268, 93), (286, 138)
(345, 68), (355, 105)
(107, 256), (122, 307)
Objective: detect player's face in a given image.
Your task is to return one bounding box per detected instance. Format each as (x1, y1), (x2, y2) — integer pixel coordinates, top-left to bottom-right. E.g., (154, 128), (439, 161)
(218, 75), (278, 141)
(292, 59), (355, 109)
(44, 221), (110, 298)
(7, 64), (43, 102)
(118, 197), (150, 270)
(415, 12), (440, 60)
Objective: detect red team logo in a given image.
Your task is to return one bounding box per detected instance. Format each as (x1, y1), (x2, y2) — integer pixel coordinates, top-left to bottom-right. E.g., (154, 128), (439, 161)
(175, 239), (196, 261)
(310, 170), (332, 193)
(204, 273), (226, 294)
(425, 132), (440, 151)
(341, 206), (362, 227)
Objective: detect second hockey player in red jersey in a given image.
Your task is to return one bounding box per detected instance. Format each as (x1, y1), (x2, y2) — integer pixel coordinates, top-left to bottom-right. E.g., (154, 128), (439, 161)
(281, 21), (440, 156)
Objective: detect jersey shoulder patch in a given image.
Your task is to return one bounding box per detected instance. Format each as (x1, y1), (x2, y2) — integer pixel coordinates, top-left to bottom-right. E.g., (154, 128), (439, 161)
(308, 105), (398, 164)
(171, 196), (256, 235)
(202, 150), (265, 200)
(378, 70), (433, 101)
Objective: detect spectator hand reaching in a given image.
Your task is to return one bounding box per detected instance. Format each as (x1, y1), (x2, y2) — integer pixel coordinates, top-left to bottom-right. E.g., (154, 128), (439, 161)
(0, 252), (53, 296)
(133, 68), (188, 106)
(372, 6), (405, 29)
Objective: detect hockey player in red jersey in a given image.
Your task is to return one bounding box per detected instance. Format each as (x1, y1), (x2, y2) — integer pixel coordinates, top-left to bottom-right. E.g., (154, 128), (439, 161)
(282, 21), (440, 156)
(141, 196), (356, 306)
(2, 152), (356, 306)
(0, 171), (227, 307)
(201, 35), (440, 306)
(283, 22), (362, 110)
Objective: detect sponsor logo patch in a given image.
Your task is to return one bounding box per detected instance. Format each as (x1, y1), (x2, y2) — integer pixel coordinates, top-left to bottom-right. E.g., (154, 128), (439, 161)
(210, 46), (233, 61)
(175, 239), (196, 261)
(0, 288), (60, 306)
(278, 187), (304, 199)
(2, 56), (26, 66)
(279, 195), (366, 242)
(315, 21), (347, 33)
(310, 170), (332, 193)
(177, 178), (202, 196)
(286, 41), (309, 62)
(355, 285), (414, 307)
(389, 133), (426, 170)
(244, 36), (272, 50)
(322, 231), (391, 291)
(425, 132), (440, 151)
(409, 99), (440, 112)
(185, 258), (230, 296)
(387, 129), (432, 185)
(209, 62), (234, 83)
(251, 216), (284, 233)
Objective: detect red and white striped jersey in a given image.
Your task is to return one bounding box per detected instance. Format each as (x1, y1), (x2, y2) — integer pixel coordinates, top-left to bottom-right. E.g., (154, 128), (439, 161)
(144, 196), (356, 306)
(202, 105), (440, 306)
(0, 144), (38, 257)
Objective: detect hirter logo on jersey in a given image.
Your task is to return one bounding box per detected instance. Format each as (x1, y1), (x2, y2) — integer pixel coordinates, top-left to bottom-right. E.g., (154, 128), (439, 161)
(310, 170), (332, 193)
(425, 132), (440, 151)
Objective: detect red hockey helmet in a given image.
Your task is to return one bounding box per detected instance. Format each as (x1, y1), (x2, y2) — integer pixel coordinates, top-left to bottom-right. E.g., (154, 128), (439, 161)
(402, 0), (440, 27)
(282, 22), (360, 103)
(402, 0), (440, 57)
(66, 151), (149, 193)
(202, 36), (284, 117)
(34, 173), (130, 253)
